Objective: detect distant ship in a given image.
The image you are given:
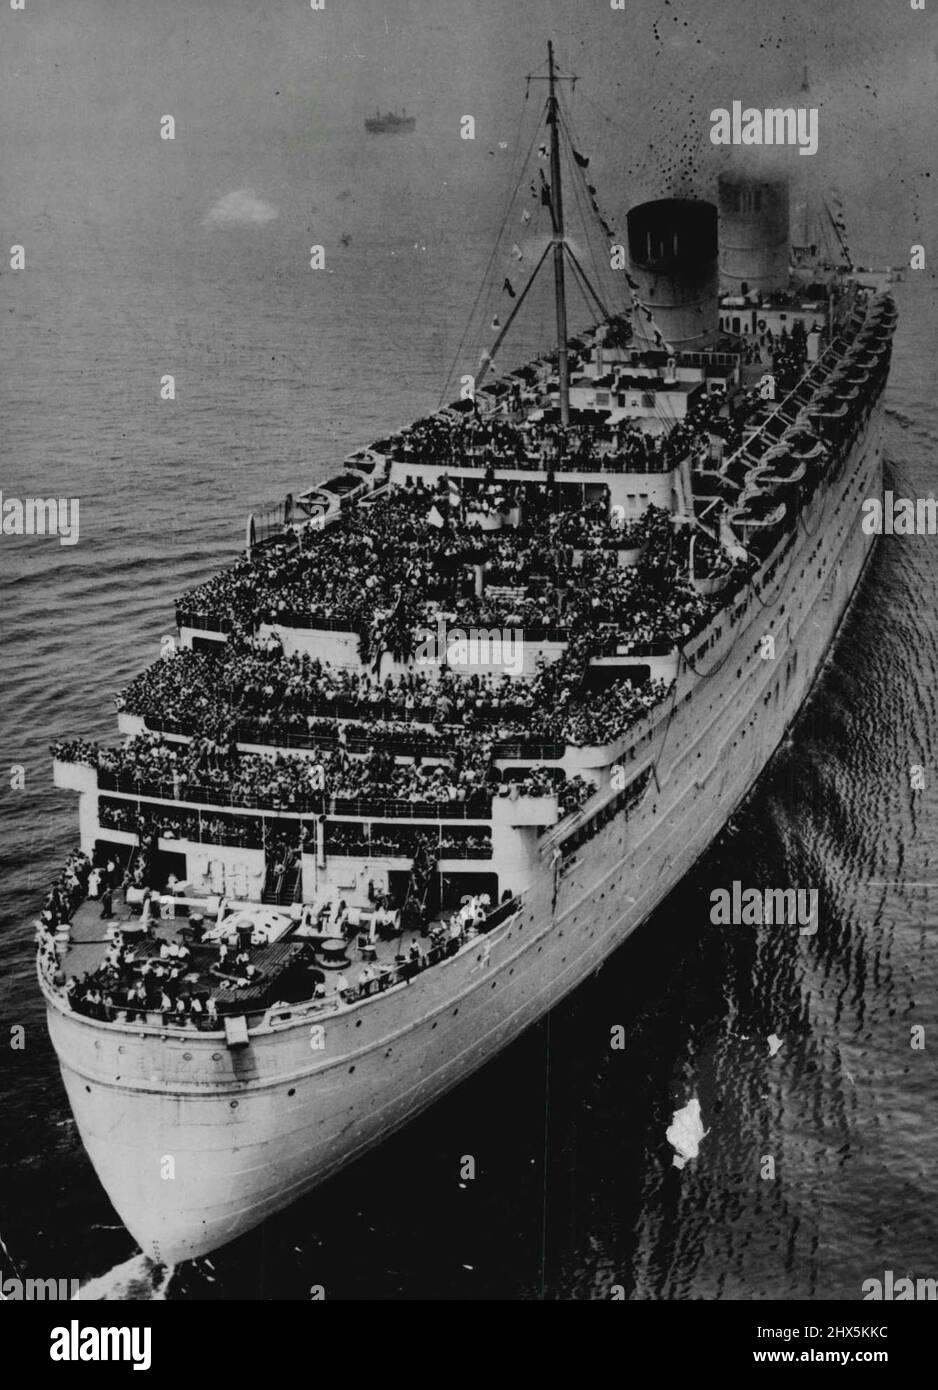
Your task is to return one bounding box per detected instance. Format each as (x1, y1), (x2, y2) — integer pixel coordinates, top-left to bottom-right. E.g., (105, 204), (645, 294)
(364, 109), (416, 134)
(38, 43), (896, 1265)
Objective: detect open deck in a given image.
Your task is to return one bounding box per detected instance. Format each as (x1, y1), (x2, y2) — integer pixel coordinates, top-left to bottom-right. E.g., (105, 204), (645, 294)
(45, 883), (513, 1034)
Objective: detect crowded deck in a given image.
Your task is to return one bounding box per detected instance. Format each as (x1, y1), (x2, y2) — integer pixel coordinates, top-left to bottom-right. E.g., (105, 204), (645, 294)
(36, 848), (520, 1035)
(40, 289), (896, 1038)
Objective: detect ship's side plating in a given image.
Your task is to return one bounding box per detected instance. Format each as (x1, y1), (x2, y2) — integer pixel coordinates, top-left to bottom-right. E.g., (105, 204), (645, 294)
(44, 398), (885, 1265)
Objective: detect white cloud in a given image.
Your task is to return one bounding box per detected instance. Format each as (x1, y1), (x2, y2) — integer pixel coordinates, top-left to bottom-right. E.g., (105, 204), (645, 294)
(204, 190), (278, 227)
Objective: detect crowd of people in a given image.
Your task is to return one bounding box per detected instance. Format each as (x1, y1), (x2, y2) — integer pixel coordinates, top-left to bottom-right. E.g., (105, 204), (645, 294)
(37, 847), (92, 936)
(63, 928), (223, 1028)
(120, 525), (720, 763)
(771, 322), (811, 395)
(38, 846), (517, 1029)
(175, 472), (734, 660)
(325, 823), (492, 859)
(118, 638), (677, 752)
(35, 844), (155, 989)
(384, 373), (733, 479)
(98, 797), (266, 850)
(178, 483), (477, 652)
(52, 729), (592, 816)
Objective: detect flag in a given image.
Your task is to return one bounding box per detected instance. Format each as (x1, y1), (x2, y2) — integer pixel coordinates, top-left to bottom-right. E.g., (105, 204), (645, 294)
(572, 148), (590, 168)
(520, 209), (531, 225)
(503, 277), (516, 298)
(448, 481), (462, 508)
(491, 315), (501, 330)
(510, 243), (523, 261)
(427, 504), (445, 529)
(538, 143), (549, 159)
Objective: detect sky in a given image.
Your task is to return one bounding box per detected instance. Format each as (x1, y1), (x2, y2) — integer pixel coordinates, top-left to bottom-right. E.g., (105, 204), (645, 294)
(0, 0), (934, 266)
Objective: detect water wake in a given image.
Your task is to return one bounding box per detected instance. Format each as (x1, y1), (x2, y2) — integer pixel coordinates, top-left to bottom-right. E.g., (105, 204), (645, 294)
(79, 1253), (175, 1301)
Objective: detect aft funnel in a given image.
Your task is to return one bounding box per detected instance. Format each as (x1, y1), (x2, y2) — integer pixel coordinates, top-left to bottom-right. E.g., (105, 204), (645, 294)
(717, 174), (790, 295)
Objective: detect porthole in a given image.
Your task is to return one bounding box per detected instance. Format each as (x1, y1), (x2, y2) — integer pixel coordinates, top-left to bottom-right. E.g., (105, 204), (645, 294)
(288, 1088), (296, 1097)
(182, 1052), (192, 1061)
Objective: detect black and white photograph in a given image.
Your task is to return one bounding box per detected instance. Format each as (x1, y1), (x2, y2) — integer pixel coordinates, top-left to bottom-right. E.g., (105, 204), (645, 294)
(1, 0), (936, 1338)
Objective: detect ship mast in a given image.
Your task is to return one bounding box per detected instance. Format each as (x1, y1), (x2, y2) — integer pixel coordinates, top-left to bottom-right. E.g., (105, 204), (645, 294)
(452, 43), (585, 413)
(546, 40), (570, 426)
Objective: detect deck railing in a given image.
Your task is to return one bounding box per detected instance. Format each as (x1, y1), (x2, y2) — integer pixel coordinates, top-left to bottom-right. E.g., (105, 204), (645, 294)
(390, 450), (675, 476)
(94, 771), (495, 820)
(45, 894), (524, 1034)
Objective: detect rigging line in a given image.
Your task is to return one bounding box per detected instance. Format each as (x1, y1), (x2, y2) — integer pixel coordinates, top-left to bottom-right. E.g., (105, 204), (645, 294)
(557, 245), (591, 326)
(822, 196), (853, 267)
(466, 105), (557, 380)
(561, 138), (619, 325)
(746, 525), (801, 611)
(483, 95), (553, 289)
(559, 126), (659, 338)
(677, 586), (743, 679)
(437, 96), (550, 406)
(555, 149), (611, 329)
(798, 477), (829, 539)
(641, 666), (682, 798)
(557, 108), (625, 315)
(476, 241), (553, 392)
(442, 119), (547, 404)
(564, 243), (612, 325)
(680, 637), (734, 681)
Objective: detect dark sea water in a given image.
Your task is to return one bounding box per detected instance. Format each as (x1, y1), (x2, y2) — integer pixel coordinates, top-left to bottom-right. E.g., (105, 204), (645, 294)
(2, 99), (937, 1297)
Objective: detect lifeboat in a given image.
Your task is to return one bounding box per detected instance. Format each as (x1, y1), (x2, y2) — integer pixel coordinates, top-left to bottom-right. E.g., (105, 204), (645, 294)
(761, 447), (807, 485)
(783, 427), (827, 463)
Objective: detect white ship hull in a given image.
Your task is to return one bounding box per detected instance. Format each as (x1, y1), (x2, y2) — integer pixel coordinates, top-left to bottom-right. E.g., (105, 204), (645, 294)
(43, 407), (885, 1266)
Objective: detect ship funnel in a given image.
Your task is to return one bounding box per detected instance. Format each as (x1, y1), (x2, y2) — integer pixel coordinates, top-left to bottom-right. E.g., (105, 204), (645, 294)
(717, 174), (790, 296)
(626, 199), (720, 349)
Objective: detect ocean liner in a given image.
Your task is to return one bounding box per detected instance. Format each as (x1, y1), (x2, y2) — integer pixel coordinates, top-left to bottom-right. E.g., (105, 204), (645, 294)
(38, 47), (896, 1265)
(364, 109), (416, 134)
